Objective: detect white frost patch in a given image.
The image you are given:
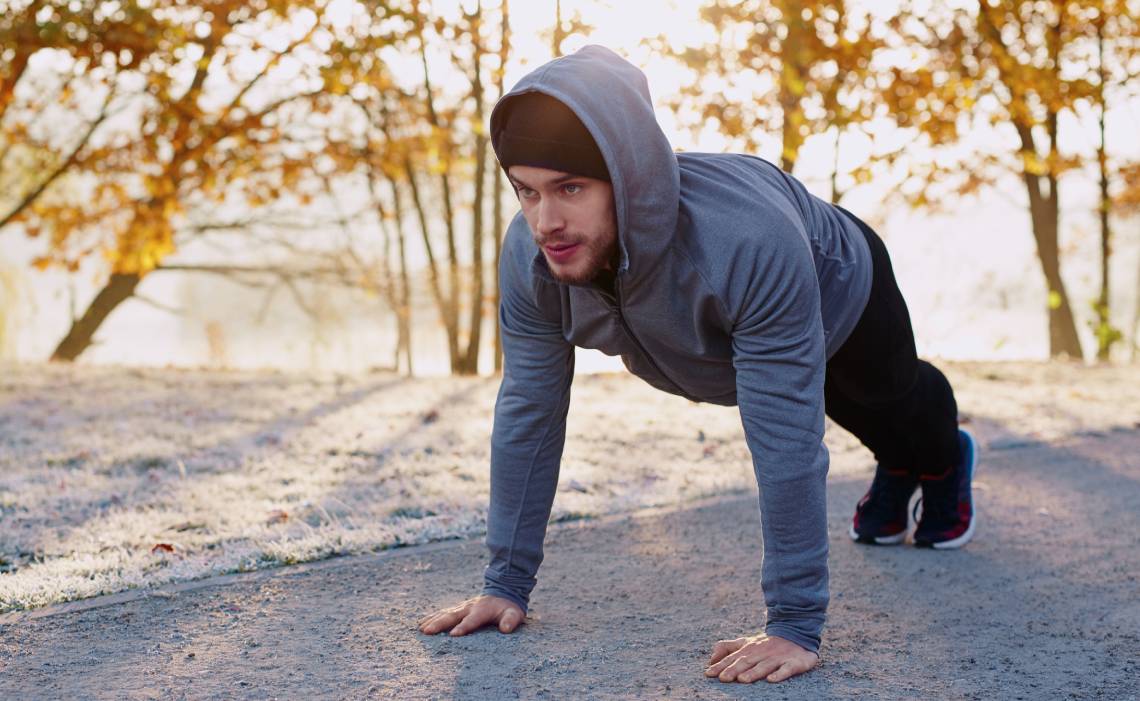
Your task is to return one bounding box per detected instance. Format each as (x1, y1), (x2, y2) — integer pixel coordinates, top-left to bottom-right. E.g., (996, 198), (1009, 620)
(0, 360), (1135, 611)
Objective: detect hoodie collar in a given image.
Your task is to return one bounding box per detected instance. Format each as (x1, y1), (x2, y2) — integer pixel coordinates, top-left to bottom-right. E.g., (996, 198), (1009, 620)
(490, 45), (680, 293)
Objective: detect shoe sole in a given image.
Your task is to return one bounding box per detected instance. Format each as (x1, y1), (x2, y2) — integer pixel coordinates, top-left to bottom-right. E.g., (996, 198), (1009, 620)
(925, 428), (979, 550)
(848, 524), (907, 545)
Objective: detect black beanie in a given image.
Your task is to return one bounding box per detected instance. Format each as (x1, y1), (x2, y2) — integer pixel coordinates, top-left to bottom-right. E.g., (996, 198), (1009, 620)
(494, 92), (611, 182)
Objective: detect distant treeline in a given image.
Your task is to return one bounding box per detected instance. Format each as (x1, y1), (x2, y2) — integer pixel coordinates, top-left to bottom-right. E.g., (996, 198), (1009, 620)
(1, 0), (1137, 371)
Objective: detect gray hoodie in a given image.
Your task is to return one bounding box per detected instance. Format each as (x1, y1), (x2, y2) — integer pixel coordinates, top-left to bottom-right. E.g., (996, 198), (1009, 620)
(482, 45), (872, 653)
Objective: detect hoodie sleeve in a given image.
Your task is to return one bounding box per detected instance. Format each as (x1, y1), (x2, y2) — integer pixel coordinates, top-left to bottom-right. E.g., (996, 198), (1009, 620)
(728, 219), (830, 654)
(481, 226), (575, 612)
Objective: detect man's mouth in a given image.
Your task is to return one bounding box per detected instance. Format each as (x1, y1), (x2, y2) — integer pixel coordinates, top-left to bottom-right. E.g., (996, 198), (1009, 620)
(544, 241), (581, 262)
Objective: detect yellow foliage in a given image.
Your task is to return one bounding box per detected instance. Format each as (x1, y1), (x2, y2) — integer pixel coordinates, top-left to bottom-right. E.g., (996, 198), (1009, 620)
(1022, 151), (1049, 176)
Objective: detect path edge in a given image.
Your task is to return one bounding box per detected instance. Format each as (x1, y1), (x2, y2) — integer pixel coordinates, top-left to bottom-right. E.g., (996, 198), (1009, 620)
(0, 490), (756, 627)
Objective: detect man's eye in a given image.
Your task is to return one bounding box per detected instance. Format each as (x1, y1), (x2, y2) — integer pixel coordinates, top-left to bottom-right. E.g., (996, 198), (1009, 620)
(563, 184), (582, 195)
(519, 187), (537, 199)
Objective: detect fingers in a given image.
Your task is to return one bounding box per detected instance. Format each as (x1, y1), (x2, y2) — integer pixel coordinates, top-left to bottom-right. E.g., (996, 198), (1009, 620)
(499, 606), (524, 633)
(449, 607), (490, 637)
(419, 609), (464, 635)
(766, 660), (798, 683)
(734, 657), (784, 684)
(707, 637), (747, 665)
(705, 637), (819, 684)
(766, 652), (818, 683)
(717, 653), (775, 683)
(419, 598), (526, 637)
(702, 651), (756, 679)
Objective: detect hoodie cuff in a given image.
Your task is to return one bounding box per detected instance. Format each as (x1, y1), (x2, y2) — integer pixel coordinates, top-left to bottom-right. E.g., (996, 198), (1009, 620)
(764, 621), (822, 655)
(481, 584), (529, 614)
(482, 568), (534, 614)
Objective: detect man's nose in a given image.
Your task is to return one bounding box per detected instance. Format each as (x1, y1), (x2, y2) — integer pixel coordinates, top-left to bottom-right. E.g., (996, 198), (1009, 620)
(536, 199), (565, 237)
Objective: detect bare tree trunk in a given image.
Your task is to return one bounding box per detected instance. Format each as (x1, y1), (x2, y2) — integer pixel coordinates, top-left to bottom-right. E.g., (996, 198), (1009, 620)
(553, 0), (564, 57)
(1017, 122), (1084, 359)
(492, 0), (511, 374)
(413, 9), (461, 373)
(1021, 129), (1080, 360)
(459, 0), (487, 376)
(403, 158), (451, 355)
(830, 127), (842, 205)
(368, 173), (402, 371)
(50, 272), (141, 361)
(776, 0), (807, 174)
(387, 177), (414, 377)
(777, 78), (798, 173)
(1131, 251), (1140, 362)
(1094, 20), (1116, 362)
(441, 174), (460, 374)
(492, 168), (504, 372)
(368, 99), (415, 377)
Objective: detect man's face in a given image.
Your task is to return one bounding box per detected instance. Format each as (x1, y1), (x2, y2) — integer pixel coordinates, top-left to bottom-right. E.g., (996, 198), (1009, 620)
(508, 165), (619, 286)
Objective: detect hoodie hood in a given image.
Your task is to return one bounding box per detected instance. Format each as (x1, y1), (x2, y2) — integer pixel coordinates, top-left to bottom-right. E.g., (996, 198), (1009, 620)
(489, 45), (680, 290)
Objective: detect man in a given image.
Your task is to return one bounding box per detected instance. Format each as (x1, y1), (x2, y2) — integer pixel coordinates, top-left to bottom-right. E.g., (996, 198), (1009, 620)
(418, 45), (978, 685)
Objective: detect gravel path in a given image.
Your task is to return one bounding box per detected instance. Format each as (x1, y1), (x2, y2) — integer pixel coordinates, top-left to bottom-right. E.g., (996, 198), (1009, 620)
(2, 420), (1137, 700)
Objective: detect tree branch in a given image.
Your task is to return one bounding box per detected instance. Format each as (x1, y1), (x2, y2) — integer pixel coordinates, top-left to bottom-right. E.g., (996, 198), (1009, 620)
(0, 86), (118, 230)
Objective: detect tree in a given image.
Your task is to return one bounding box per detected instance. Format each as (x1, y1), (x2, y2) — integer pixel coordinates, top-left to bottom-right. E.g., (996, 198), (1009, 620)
(491, 0), (510, 373)
(548, 0), (591, 58)
(359, 0), (512, 376)
(1113, 162), (1140, 359)
(654, 0), (887, 187)
(1081, 0), (1139, 360)
(883, 0), (1132, 359)
(318, 3), (419, 376)
(13, 0), (349, 361)
(0, 0), (164, 230)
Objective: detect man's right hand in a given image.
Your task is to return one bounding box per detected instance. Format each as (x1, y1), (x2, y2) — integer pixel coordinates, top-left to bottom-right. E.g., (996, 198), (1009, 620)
(417, 595), (526, 637)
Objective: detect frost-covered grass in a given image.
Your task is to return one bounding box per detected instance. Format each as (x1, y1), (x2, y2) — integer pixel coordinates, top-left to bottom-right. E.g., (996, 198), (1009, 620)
(1, 360), (1136, 612)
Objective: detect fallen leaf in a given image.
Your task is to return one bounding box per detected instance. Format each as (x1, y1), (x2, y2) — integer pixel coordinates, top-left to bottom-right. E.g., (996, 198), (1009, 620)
(266, 509), (289, 525)
(151, 543), (175, 554)
(422, 409), (440, 424)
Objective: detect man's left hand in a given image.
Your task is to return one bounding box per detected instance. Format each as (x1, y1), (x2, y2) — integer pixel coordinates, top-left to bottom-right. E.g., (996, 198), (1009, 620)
(704, 633), (819, 683)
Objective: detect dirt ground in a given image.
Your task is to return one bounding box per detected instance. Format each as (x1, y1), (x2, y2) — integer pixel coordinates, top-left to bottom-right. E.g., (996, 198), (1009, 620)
(1, 416), (1138, 700)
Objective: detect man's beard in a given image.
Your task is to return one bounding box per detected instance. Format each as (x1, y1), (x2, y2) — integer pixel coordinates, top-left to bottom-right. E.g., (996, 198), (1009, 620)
(538, 229), (619, 286)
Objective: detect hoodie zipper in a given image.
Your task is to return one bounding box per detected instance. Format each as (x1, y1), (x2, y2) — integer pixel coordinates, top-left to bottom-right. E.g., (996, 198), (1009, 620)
(610, 276), (698, 402)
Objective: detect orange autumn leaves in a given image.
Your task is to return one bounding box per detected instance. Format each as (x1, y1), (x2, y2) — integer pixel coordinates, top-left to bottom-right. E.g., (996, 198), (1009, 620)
(6, 0), (373, 276)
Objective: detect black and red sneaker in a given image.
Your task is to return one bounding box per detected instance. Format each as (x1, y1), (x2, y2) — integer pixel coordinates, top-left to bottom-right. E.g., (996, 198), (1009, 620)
(913, 428), (978, 549)
(848, 464), (919, 545)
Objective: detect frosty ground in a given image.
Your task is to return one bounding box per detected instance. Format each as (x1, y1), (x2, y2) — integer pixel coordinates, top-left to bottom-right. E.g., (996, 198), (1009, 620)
(1, 360), (1138, 614)
(1, 361), (1139, 698)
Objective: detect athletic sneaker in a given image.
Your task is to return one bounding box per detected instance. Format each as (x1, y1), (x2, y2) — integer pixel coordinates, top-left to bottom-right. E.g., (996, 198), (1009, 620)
(848, 464), (919, 545)
(912, 428), (978, 549)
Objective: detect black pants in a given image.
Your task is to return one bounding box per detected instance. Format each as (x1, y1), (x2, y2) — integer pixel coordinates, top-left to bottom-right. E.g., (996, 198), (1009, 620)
(824, 208), (962, 476)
